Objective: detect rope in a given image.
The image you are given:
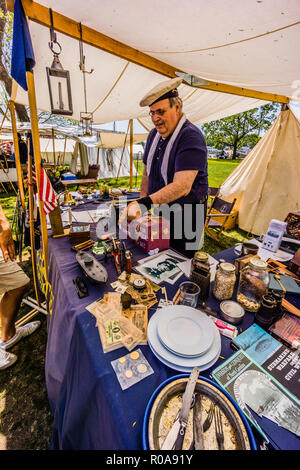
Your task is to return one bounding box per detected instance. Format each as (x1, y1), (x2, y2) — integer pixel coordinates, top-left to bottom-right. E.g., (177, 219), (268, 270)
(142, 21), (300, 54)
(0, 102), (9, 133)
(92, 61), (130, 113)
(137, 118), (151, 132)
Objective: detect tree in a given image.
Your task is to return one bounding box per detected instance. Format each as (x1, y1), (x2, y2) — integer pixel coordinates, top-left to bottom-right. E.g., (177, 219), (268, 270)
(0, 1), (30, 121)
(201, 103), (280, 158)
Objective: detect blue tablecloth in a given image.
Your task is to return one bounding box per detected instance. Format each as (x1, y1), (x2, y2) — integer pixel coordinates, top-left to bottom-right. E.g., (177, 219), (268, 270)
(45, 204), (300, 450)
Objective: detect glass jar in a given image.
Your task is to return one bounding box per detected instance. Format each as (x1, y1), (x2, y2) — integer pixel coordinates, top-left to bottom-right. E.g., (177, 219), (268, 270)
(190, 251), (211, 301)
(213, 262), (236, 300)
(237, 258), (270, 312)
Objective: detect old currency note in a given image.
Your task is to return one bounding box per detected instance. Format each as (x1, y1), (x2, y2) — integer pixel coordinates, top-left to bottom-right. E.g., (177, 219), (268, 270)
(123, 304), (148, 345)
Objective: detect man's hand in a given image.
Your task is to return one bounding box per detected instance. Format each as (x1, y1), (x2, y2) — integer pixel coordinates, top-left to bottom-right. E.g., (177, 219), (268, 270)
(118, 201), (142, 226)
(0, 222), (16, 262)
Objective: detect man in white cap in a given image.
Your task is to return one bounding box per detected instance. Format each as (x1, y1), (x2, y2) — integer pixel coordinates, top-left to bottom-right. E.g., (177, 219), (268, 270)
(0, 204), (40, 370)
(119, 77), (208, 256)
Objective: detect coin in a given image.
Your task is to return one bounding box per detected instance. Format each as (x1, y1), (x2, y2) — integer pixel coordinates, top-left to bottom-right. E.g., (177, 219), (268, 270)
(137, 363), (147, 374)
(130, 351), (140, 360)
(118, 357), (126, 364)
(125, 369), (133, 378)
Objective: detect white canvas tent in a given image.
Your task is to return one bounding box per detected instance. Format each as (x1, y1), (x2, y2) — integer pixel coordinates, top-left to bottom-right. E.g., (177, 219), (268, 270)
(0, 121), (147, 177)
(39, 137), (75, 164)
(10, 0), (299, 127)
(219, 108), (300, 235)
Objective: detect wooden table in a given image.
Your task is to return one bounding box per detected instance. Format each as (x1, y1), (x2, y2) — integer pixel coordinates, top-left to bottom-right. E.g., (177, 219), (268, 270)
(62, 178), (98, 190)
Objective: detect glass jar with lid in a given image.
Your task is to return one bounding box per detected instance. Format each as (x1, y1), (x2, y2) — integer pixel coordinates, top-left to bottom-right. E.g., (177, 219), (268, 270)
(237, 258), (269, 312)
(213, 262), (236, 300)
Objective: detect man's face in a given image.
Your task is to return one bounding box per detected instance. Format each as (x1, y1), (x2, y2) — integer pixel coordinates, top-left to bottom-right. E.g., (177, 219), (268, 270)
(149, 98), (181, 138)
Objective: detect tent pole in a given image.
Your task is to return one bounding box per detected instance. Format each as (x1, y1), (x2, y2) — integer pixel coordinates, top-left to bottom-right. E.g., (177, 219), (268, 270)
(52, 128), (56, 171)
(9, 101), (26, 212)
(62, 135), (67, 165)
(130, 119), (133, 188)
(26, 71), (49, 277)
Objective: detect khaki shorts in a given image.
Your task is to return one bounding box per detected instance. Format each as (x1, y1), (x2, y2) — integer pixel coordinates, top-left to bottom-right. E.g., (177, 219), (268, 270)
(0, 251), (30, 295)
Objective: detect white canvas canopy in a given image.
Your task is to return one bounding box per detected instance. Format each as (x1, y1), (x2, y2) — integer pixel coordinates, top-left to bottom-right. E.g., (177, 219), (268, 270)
(219, 108), (300, 235)
(10, 0), (300, 128)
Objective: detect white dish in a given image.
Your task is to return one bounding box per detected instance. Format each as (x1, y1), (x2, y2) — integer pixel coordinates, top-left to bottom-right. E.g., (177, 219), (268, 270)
(148, 334), (221, 373)
(157, 305), (214, 357)
(147, 309), (221, 369)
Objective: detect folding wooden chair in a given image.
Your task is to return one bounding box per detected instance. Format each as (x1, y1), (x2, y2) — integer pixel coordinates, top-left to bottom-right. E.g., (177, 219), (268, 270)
(204, 196), (237, 246)
(207, 186), (220, 209)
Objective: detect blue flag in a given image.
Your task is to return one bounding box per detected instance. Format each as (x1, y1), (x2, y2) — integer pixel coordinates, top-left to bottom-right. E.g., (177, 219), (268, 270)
(11, 0), (35, 91)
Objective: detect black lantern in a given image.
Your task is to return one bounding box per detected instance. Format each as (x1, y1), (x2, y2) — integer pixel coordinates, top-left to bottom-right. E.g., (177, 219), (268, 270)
(80, 112), (93, 136)
(46, 9), (73, 116)
(78, 22), (94, 136)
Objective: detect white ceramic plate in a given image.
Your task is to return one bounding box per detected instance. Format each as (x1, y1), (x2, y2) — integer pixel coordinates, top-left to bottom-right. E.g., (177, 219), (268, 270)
(148, 309), (221, 369)
(157, 305), (214, 357)
(148, 334), (221, 373)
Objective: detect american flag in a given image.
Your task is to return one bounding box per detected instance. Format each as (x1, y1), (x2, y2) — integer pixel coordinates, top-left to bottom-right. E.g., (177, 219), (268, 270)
(0, 142), (12, 155)
(39, 167), (57, 215)
(29, 166), (57, 215)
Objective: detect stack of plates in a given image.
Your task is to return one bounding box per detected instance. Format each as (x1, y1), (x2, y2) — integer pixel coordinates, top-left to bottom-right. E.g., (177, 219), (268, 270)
(147, 305), (221, 372)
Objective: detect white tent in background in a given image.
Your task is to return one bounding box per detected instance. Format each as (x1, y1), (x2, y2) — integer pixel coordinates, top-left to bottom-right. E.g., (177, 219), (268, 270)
(219, 108), (300, 235)
(39, 137), (75, 165)
(0, 121), (147, 178)
(88, 147), (138, 179)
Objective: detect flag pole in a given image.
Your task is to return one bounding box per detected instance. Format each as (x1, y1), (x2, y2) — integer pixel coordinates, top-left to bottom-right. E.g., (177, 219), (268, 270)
(27, 137), (41, 307)
(26, 71), (49, 277)
(9, 100), (26, 212)
(129, 119), (133, 188)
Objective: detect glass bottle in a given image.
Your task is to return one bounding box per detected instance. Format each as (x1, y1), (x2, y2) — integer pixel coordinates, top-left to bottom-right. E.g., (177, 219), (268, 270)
(213, 262), (236, 300)
(237, 258), (269, 312)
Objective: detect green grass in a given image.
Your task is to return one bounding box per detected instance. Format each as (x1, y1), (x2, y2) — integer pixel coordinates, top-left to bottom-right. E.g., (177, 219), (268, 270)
(207, 158), (243, 188)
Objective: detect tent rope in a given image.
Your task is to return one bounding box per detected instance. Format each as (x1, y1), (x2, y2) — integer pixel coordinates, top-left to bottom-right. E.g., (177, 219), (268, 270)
(143, 20), (300, 54)
(136, 118), (151, 132)
(92, 61), (130, 113)
(0, 102), (9, 133)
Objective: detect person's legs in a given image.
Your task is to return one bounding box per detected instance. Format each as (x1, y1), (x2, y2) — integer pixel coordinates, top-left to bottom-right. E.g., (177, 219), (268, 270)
(0, 282), (30, 342)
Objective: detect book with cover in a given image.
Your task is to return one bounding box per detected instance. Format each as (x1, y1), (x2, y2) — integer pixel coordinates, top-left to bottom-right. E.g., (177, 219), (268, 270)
(231, 323), (300, 400)
(269, 312), (300, 349)
(269, 273), (300, 295)
(212, 349), (300, 440)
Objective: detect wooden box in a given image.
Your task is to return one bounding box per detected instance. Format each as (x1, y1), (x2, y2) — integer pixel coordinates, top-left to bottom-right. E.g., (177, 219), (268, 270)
(120, 215), (170, 253)
(69, 224), (91, 244)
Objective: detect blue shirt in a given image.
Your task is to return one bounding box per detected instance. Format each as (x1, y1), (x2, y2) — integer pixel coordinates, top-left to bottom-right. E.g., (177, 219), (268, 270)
(143, 119), (208, 205)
